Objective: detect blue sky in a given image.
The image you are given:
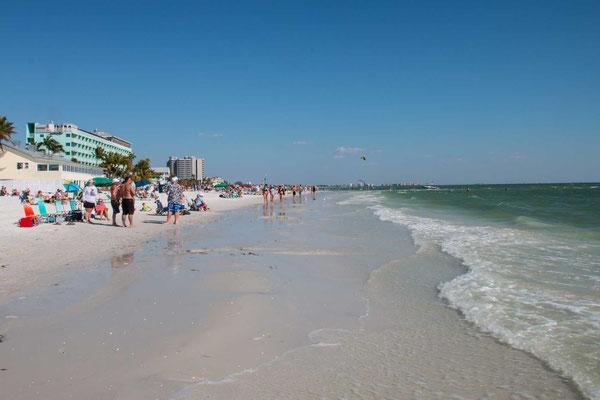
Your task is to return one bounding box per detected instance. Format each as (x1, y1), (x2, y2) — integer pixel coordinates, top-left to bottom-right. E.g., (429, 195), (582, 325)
(1, 0), (599, 184)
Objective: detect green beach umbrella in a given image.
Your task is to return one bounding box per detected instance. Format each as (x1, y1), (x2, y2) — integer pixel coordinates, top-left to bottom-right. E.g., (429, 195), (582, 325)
(92, 177), (113, 187)
(214, 183), (229, 188)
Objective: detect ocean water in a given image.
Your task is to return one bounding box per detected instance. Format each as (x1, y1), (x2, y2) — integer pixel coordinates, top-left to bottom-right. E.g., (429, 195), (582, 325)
(347, 183), (600, 399)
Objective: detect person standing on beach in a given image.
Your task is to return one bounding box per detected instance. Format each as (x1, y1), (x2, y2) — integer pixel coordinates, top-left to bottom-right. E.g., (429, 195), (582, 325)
(311, 185), (317, 200)
(120, 176), (136, 228)
(292, 185), (297, 203)
(262, 185), (268, 203)
(110, 178), (121, 227)
(82, 179), (98, 224)
(269, 185), (276, 202)
(163, 177), (184, 225)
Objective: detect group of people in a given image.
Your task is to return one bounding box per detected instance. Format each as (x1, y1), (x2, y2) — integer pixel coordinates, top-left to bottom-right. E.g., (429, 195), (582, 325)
(2, 186), (74, 203)
(262, 185), (318, 202)
(80, 176), (212, 227)
(0, 186), (17, 196)
(82, 177), (137, 227)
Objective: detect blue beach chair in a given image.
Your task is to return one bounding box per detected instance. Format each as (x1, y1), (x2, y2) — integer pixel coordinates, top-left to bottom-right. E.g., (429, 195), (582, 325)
(54, 201), (68, 220)
(37, 202), (56, 223)
(155, 199), (168, 215)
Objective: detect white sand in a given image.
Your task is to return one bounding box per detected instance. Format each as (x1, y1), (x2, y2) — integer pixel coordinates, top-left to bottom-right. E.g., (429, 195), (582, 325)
(0, 192), (265, 298)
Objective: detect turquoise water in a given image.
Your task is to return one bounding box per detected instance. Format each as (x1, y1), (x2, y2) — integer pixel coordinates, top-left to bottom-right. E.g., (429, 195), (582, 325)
(343, 183), (600, 399)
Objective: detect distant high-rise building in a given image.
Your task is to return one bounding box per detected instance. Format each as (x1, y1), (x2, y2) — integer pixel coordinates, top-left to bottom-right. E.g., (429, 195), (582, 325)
(166, 156), (205, 180)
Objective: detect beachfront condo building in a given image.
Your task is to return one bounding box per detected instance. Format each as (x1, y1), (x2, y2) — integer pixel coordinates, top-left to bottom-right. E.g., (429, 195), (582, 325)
(26, 122), (133, 167)
(0, 143), (105, 192)
(167, 156), (205, 181)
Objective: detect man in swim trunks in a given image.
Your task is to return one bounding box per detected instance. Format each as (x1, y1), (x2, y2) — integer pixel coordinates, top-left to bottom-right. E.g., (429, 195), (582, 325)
(120, 176), (136, 228)
(110, 178), (121, 226)
(163, 177), (184, 225)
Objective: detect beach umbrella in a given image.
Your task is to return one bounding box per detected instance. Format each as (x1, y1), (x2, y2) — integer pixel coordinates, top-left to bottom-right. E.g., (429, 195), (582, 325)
(214, 183), (229, 188)
(92, 177), (113, 187)
(136, 179), (151, 187)
(63, 181), (82, 192)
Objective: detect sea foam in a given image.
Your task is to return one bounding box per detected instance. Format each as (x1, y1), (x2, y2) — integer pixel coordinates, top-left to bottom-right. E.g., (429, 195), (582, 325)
(366, 197), (600, 400)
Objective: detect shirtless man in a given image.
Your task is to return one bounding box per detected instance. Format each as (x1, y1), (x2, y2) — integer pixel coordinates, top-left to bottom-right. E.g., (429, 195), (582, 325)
(110, 178), (121, 227)
(120, 176), (136, 228)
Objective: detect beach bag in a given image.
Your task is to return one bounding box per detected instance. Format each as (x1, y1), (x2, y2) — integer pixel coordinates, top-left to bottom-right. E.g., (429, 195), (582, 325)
(20, 217), (34, 228)
(71, 210), (83, 222)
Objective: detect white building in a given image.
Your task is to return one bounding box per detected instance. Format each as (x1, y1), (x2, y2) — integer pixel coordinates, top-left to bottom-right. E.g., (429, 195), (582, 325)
(210, 176), (225, 185)
(0, 143), (105, 192)
(151, 167), (170, 183)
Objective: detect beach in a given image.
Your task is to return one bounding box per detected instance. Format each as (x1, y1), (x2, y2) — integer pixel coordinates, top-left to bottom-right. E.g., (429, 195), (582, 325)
(0, 191), (264, 299)
(0, 189), (592, 399)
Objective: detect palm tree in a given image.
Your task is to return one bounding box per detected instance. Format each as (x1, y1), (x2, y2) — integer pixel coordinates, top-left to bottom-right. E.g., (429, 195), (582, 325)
(100, 152), (137, 179)
(94, 146), (106, 163)
(132, 158), (154, 181)
(0, 116), (17, 150)
(36, 136), (65, 154)
(100, 152), (122, 179)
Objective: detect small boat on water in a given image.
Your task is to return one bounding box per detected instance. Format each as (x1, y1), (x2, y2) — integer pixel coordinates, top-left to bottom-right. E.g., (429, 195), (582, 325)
(421, 184), (439, 190)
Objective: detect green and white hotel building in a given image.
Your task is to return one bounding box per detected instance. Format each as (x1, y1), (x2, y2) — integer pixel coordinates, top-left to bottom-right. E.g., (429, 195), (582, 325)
(26, 122), (133, 167)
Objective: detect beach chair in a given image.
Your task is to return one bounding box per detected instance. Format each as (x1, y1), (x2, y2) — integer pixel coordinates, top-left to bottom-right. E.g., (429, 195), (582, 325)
(155, 199), (168, 215)
(22, 204), (40, 225)
(37, 202), (56, 223)
(54, 200), (68, 220)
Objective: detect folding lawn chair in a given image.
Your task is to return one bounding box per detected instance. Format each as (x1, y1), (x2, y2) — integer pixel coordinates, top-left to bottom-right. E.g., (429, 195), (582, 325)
(37, 202), (56, 223)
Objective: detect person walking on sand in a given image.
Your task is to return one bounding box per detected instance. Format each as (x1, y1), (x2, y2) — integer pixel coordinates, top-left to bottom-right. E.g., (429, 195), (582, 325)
(269, 185), (276, 202)
(110, 178), (121, 227)
(82, 179), (98, 224)
(262, 185), (268, 203)
(120, 176), (136, 228)
(312, 185), (317, 200)
(163, 177), (184, 225)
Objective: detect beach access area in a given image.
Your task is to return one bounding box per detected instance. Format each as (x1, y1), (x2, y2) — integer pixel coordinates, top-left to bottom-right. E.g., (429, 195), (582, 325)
(0, 191), (582, 399)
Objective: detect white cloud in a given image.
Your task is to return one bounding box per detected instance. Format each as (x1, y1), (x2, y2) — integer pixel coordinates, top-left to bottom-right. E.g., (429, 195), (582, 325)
(333, 146), (365, 158)
(292, 140), (311, 145)
(210, 133), (223, 137)
(199, 132), (223, 138)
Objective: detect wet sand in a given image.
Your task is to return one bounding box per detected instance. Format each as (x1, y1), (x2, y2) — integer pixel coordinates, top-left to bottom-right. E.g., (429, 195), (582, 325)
(0, 193), (583, 399)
